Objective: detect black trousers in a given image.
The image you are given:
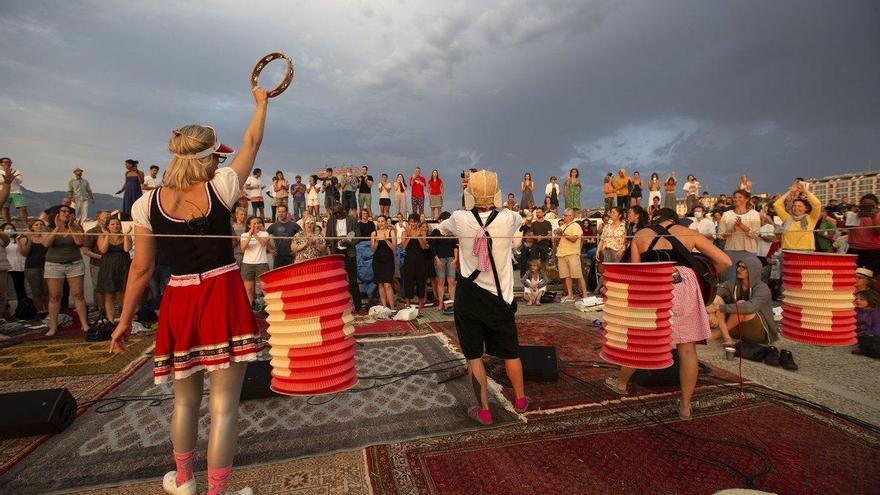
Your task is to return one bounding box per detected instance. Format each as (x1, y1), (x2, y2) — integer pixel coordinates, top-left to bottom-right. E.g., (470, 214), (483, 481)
(9, 271), (26, 302)
(344, 254), (362, 310)
(617, 194), (631, 209)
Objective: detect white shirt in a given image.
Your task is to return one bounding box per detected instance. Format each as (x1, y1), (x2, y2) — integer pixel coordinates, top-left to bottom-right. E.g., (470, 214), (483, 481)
(689, 217), (716, 238)
(439, 209), (522, 304)
(683, 180), (699, 196)
(5, 239), (25, 272)
(244, 176), (263, 201)
(545, 183), (560, 198)
(845, 211), (860, 227)
(144, 175), (163, 189)
(335, 219), (348, 250)
(719, 209), (761, 253)
(756, 223), (776, 257)
(132, 167), (241, 231)
(241, 231), (270, 264)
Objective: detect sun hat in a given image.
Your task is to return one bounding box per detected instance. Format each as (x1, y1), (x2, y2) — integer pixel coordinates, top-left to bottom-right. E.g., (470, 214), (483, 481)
(856, 267), (874, 278)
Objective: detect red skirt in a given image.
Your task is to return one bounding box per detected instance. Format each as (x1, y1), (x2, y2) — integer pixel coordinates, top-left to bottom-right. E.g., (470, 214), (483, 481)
(154, 263), (264, 383)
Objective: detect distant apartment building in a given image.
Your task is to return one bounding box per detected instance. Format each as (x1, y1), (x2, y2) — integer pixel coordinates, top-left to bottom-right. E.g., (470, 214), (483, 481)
(809, 171), (880, 205)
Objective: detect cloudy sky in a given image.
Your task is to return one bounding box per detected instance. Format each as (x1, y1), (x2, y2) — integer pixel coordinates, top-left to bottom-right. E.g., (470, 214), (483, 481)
(2, 0), (879, 206)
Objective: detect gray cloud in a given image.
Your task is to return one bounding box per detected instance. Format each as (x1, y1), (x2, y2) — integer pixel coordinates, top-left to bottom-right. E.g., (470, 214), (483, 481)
(1, 0), (878, 207)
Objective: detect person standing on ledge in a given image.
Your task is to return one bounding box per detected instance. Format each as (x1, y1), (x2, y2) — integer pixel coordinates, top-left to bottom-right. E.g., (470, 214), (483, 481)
(111, 86), (268, 495)
(439, 169), (529, 425)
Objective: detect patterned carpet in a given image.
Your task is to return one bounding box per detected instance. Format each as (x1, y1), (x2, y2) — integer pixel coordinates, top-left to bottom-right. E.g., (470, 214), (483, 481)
(0, 335), (154, 379)
(430, 313), (741, 412)
(367, 391), (880, 495)
(0, 358), (149, 477)
(0, 335), (518, 494)
(64, 450), (371, 495)
(353, 319), (418, 336)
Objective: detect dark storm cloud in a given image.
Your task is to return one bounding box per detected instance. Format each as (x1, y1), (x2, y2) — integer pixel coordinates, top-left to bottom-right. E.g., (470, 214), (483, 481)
(0, 0), (878, 205)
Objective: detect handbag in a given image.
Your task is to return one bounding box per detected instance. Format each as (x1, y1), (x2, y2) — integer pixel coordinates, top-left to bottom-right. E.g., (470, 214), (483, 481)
(85, 316), (116, 342)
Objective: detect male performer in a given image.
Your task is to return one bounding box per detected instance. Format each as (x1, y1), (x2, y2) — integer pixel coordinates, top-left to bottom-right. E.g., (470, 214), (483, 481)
(439, 169), (529, 425)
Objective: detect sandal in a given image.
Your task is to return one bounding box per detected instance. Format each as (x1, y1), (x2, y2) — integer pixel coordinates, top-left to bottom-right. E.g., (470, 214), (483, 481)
(604, 377), (628, 395)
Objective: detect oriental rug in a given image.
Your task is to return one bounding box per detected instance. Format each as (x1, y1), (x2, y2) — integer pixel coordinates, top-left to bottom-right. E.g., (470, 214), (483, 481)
(367, 391), (880, 495)
(0, 335), (518, 494)
(64, 449), (371, 495)
(354, 319), (417, 336)
(430, 313), (741, 412)
(0, 334), (153, 379)
(0, 358), (149, 477)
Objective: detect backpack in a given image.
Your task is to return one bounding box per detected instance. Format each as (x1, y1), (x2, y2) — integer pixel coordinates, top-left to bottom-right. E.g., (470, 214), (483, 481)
(13, 297), (38, 321)
(646, 224), (718, 305)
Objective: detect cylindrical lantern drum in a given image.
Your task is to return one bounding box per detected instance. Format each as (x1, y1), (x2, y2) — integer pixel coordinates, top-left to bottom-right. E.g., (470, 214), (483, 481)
(780, 250), (857, 346)
(600, 262), (676, 369)
(259, 255), (358, 395)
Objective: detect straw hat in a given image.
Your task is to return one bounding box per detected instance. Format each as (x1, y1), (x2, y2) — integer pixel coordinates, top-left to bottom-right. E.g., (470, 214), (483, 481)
(467, 169), (502, 208)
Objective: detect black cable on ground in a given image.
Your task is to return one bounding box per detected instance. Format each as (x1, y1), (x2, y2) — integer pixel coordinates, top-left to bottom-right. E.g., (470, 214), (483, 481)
(558, 368), (774, 489)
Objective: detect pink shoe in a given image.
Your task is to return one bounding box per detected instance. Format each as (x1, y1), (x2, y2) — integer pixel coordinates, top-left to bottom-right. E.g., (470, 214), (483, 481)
(467, 406), (493, 425)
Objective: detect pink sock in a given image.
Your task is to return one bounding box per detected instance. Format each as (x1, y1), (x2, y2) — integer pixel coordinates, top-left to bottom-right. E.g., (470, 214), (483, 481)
(514, 397), (528, 410)
(173, 449), (195, 486)
(478, 408), (492, 423)
(207, 465), (232, 495)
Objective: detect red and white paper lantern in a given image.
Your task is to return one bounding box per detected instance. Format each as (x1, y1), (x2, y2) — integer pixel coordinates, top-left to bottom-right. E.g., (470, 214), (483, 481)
(259, 255), (358, 395)
(780, 250), (857, 346)
(600, 262), (676, 369)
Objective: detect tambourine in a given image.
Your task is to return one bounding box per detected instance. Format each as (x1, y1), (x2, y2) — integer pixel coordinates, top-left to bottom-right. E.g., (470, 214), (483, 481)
(251, 52), (294, 97)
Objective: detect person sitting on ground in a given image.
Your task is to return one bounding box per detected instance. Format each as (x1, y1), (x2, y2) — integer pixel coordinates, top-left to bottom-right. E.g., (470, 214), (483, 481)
(774, 180), (822, 251)
(522, 259), (548, 306)
(707, 257), (778, 346)
(854, 289), (880, 357)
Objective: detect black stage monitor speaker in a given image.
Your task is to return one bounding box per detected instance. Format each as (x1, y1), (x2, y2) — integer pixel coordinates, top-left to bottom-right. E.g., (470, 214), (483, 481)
(240, 360), (276, 401)
(631, 350), (712, 387)
(0, 388), (77, 439)
(519, 345), (558, 382)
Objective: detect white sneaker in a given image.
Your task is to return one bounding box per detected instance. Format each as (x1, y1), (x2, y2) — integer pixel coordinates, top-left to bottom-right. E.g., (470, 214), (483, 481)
(163, 471), (196, 495)
(221, 487), (254, 495)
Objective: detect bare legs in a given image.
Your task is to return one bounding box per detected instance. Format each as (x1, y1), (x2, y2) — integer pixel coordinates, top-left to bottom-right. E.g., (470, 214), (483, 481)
(614, 342), (698, 418)
(467, 357), (526, 410)
(242, 280), (255, 305)
(45, 276), (87, 335)
(378, 282), (394, 310)
(206, 362), (248, 468)
(169, 362), (249, 491)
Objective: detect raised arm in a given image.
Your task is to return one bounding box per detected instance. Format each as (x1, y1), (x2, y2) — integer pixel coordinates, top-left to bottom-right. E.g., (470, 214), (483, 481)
(229, 87), (269, 187)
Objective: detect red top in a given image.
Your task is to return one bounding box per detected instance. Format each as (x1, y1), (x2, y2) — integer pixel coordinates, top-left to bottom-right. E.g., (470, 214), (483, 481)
(410, 175), (426, 198)
(428, 177), (443, 195)
(848, 213), (880, 250)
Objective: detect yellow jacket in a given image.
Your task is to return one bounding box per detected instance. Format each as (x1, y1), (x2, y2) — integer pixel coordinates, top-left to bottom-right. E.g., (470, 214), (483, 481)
(774, 192), (821, 251)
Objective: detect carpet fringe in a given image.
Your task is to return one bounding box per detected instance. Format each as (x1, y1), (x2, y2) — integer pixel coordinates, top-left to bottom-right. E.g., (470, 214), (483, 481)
(526, 382), (752, 417)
